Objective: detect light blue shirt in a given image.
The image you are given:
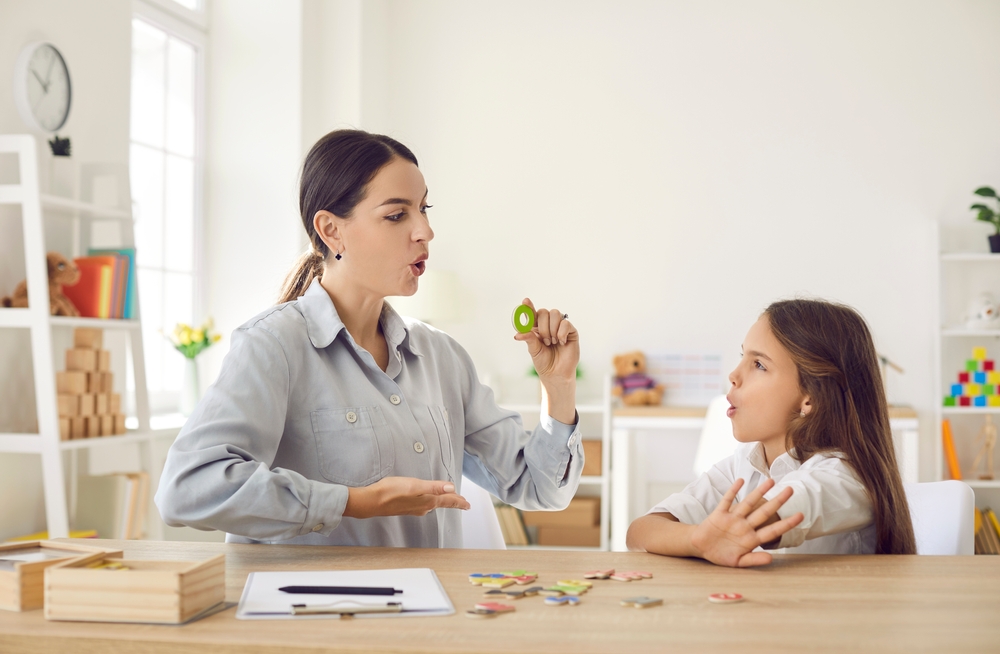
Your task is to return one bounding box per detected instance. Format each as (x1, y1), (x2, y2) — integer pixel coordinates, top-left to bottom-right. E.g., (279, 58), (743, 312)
(154, 278), (584, 547)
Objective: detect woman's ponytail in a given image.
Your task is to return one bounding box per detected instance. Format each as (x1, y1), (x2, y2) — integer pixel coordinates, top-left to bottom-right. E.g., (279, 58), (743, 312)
(276, 129), (418, 305)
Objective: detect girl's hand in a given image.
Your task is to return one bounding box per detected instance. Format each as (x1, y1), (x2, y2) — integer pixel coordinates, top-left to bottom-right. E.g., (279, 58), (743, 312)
(690, 478), (804, 567)
(344, 477), (470, 519)
(513, 297), (580, 384)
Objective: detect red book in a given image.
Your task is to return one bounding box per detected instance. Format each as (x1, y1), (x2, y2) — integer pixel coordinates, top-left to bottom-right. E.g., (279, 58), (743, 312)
(63, 256), (117, 318)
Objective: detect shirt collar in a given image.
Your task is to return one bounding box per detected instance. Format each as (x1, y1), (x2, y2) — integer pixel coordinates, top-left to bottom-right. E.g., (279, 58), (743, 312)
(296, 278), (422, 356)
(745, 442), (800, 479)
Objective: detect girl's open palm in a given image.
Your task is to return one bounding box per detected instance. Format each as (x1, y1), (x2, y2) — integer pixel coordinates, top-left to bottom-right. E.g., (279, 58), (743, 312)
(691, 478), (804, 567)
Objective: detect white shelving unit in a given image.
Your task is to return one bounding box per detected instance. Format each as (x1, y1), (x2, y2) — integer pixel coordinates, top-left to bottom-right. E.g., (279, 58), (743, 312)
(0, 134), (163, 539)
(497, 376), (613, 550)
(935, 222), (1000, 509)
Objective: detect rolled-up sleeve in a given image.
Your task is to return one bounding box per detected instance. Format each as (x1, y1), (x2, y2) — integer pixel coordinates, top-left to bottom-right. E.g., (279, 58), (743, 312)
(455, 346), (583, 512)
(646, 456), (737, 524)
(154, 325), (348, 540)
(764, 457), (873, 549)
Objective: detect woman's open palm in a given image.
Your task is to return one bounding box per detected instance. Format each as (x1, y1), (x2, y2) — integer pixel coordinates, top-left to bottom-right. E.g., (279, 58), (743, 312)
(691, 478), (804, 567)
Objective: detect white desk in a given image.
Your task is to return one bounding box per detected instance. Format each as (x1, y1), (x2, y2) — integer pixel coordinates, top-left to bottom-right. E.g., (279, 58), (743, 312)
(610, 406), (920, 551)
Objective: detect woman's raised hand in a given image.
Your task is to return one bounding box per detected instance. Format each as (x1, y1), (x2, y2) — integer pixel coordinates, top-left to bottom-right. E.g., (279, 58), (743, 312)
(690, 478), (804, 567)
(344, 477), (470, 519)
(513, 298), (580, 384)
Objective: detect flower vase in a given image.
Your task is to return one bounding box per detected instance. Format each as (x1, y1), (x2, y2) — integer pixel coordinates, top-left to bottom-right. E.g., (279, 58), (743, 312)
(180, 357), (201, 416)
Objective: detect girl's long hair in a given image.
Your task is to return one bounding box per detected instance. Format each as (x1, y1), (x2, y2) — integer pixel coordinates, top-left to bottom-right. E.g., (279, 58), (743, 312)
(277, 129), (418, 304)
(764, 299), (916, 555)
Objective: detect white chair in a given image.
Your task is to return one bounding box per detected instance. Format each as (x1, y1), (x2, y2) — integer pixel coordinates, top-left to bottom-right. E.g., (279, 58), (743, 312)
(460, 476), (506, 550)
(693, 395), (739, 476)
(905, 480), (975, 555)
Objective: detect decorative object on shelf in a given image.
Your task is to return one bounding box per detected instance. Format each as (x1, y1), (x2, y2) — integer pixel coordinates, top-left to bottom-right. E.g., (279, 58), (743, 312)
(13, 42), (72, 133)
(611, 351), (664, 406)
(164, 319), (221, 416)
(48, 135), (70, 156)
(970, 186), (1000, 253)
(970, 416), (997, 480)
(964, 292), (1000, 330)
(47, 135), (75, 198)
(877, 353), (904, 401)
(941, 419), (962, 481)
(56, 328), (126, 440)
(943, 346), (1000, 407)
(1, 251), (80, 316)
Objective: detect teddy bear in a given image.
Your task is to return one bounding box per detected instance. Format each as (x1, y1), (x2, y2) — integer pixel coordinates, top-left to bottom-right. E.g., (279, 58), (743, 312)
(612, 351), (665, 406)
(1, 252), (81, 316)
(966, 292), (1000, 330)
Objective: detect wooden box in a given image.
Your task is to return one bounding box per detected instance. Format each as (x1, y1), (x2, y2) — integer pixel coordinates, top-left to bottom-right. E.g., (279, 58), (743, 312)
(96, 349), (111, 372)
(73, 327), (103, 350)
(536, 525), (601, 547)
(582, 440), (602, 476)
(66, 348), (97, 372)
(521, 497), (600, 528)
(45, 552), (226, 624)
(0, 541), (121, 611)
(56, 371), (87, 394)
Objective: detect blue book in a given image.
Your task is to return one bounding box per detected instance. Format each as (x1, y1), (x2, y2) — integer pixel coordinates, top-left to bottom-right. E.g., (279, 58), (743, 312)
(88, 248), (136, 319)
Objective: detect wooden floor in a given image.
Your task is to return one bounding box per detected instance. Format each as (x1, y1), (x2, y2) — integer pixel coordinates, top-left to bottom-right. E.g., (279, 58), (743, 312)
(1, 539), (998, 654)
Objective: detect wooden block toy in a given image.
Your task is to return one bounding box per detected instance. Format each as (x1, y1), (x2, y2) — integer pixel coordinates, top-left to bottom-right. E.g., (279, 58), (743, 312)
(548, 584), (588, 596)
(44, 552), (225, 624)
(960, 397), (971, 407)
(620, 596), (663, 608)
(79, 394), (95, 417)
(501, 570), (533, 577)
(95, 394), (109, 415)
(967, 359), (979, 372)
(99, 415), (115, 436)
(56, 371), (87, 395)
(113, 414), (126, 435)
(85, 372), (100, 394)
(482, 589), (507, 598)
(65, 348), (97, 372)
(481, 577), (516, 589)
(100, 372), (114, 394)
(84, 416), (101, 439)
(975, 371), (988, 384)
(990, 396), (1000, 407)
(468, 573), (505, 585)
(975, 396), (987, 407)
(986, 360), (995, 372)
(59, 418), (70, 441)
(973, 347), (987, 361)
(990, 372), (1000, 385)
(511, 574), (537, 585)
(109, 393), (121, 413)
(959, 372), (970, 383)
(544, 596), (580, 606)
(465, 609), (498, 618)
(96, 349), (111, 372)
(57, 394), (79, 417)
(708, 593), (745, 604)
(539, 588), (564, 597)
(610, 571), (653, 582)
(944, 397), (956, 407)
(474, 602), (515, 613)
(69, 417), (85, 439)
(73, 328), (103, 350)
(557, 579), (593, 588)
(0, 541), (121, 611)
(951, 383), (963, 396)
(584, 569), (614, 579)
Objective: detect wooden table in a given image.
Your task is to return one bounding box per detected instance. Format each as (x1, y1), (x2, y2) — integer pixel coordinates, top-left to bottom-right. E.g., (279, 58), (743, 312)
(1, 539), (998, 654)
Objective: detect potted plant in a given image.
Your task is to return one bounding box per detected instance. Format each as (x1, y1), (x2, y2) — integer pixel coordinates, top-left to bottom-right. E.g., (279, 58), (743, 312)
(970, 186), (1000, 253)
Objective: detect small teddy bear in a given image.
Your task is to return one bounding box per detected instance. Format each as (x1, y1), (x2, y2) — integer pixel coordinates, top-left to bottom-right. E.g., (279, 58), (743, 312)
(1, 252), (81, 316)
(612, 351), (665, 406)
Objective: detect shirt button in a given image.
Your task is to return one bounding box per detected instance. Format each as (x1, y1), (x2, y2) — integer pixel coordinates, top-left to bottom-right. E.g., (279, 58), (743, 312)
(312, 523), (324, 532)
(390, 394), (401, 405)
(413, 442), (425, 453)
(346, 411), (358, 423)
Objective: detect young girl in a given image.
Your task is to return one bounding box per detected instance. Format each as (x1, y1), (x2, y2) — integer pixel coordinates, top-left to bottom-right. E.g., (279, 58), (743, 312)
(627, 299), (916, 567)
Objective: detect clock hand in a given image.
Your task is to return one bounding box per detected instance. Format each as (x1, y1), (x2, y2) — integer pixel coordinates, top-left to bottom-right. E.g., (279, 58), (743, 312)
(44, 52), (56, 86)
(30, 68), (49, 94)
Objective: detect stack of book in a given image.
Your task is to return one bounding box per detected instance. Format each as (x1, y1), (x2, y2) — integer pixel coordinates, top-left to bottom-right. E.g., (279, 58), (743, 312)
(974, 507), (1000, 555)
(75, 472), (150, 540)
(493, 504), (529, 546)
(56, 328), (126, 439)
(61, 248), (136, 319)
(521, 497), (601, 547)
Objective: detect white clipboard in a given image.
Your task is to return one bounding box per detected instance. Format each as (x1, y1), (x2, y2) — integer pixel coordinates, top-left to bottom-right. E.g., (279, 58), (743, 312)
(235, 568), (455, 620)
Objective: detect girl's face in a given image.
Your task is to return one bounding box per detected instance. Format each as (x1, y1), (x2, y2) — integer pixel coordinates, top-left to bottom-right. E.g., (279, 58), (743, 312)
(726, 316), (810, 450)
(322, 157), (434, 298)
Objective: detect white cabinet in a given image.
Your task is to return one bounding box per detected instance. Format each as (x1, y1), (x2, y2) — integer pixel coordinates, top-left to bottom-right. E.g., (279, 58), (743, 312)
(935, 223), (1000, 506)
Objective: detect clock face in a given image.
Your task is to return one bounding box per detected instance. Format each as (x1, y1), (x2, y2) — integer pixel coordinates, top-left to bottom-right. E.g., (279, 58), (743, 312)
(20, 43), (72, 132)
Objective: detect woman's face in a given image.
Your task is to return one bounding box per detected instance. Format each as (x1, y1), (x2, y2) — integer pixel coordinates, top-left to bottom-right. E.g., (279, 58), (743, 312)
(726, 316), (809, 449)
(326, 157), (434, 298)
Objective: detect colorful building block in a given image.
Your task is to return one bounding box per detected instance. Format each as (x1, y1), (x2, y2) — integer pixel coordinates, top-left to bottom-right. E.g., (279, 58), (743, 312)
(952, 384), (963, 397)
(990, 372), (1000, 385)
(973, 347), (987, 361)
(985, 360), (995, 372)
(967, 384), (982, 396)
(959, 372), (970, 383)
(967, 360), (979, 372)
(975, 396), (987, 407)
(986, 385), (996, 396)
(989, 396), (1000, 407)
(944, 396), (956, 407)
(975, 372), (987, 384)
(960, 396), (972, 407)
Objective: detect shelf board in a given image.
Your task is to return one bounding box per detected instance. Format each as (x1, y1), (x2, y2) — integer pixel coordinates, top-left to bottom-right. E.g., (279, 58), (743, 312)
(40, 194), (132, 220)
(49, 316), (141, 330)
(941, 327), (1000, 337)
(942, 407), (1000, 415)
(940, 253), (1000, 262)
(965, 479), (1000, 489)
(0, 309), (34, 328)
(58, 430), (174, 451)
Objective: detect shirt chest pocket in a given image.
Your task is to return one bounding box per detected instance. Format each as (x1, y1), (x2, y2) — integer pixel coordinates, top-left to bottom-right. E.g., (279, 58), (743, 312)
(414, 405), (456, 482)
(310, 407), (394, 486)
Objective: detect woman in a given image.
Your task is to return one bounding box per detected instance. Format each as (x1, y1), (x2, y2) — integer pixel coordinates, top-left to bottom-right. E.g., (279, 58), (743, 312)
(154, 129), (584, 547)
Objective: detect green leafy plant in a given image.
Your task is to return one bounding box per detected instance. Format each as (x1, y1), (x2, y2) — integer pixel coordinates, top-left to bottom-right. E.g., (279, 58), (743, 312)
(971, 186), (1000, 235)
(162, 318), (221, 359)
(48, 135), (71, 157)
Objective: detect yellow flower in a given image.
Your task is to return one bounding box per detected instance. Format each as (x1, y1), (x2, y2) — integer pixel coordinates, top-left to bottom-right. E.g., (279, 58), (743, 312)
(179, 330), (192, 346)
(212, 334), (222, 343)
(192, 329), (205, 343)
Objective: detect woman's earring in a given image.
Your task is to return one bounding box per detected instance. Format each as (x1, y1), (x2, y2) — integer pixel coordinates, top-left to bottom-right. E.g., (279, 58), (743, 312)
(335, 251), (342, 261)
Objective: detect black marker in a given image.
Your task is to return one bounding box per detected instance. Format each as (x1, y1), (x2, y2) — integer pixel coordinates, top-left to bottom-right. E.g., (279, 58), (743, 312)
(278, 585), (402, 596)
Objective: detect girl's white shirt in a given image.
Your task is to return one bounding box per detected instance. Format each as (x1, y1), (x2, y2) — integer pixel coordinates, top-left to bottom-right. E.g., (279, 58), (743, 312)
(646, 442), (876, 554)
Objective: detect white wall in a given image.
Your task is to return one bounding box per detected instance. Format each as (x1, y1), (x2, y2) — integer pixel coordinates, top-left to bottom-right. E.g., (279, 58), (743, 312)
(345, 0), (1000, 481)
(0, 0), (132, 539)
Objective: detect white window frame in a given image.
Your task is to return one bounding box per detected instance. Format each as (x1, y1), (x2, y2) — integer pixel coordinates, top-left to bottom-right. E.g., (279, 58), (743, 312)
(131, 0), (207, 414)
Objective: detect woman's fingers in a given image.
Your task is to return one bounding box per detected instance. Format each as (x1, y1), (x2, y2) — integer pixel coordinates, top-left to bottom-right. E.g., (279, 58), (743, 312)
(731, 477), (775, 518)
(536, 308), (552, 345)
(754, 512), (804, 545)
(713, 478), (745, 514)
(556, 317), (574, 346)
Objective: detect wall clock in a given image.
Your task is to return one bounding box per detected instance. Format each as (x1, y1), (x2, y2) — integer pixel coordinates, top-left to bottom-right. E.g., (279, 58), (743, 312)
(13, 41), (72, 133)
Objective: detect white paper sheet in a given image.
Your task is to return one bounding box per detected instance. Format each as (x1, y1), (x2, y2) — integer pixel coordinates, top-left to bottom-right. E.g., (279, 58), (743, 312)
(236, 568), (454, 620)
